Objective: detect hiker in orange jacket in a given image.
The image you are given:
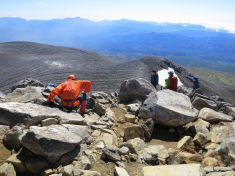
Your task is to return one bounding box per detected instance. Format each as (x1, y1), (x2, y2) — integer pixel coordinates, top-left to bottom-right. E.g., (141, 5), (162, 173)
(48, 75), (91, 116)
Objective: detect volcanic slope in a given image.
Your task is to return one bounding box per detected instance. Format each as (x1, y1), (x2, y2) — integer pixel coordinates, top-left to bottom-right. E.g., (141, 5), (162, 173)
(0, 42), (234, 104)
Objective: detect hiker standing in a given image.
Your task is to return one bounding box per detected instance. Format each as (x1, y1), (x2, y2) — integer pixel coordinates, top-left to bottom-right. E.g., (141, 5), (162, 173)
(186, 75), (200, 90)
(150, 70), (159, 88)
(48, 75), (91, 116)
(164, 71), (178, 91)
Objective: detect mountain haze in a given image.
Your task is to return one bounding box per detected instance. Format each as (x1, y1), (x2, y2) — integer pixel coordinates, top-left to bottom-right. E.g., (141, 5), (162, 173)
(0, 17), (235, 74)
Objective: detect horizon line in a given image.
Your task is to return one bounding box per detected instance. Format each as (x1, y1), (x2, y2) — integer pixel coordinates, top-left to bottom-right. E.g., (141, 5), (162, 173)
(0, 16), (234, 33)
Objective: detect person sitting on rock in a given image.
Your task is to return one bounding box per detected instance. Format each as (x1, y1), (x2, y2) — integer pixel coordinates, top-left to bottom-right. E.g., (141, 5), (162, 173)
(185, 74), (200, 90)
(150, 70), (159, 88)
(48, 75), (91, 116)
(164, 71), (178, 91)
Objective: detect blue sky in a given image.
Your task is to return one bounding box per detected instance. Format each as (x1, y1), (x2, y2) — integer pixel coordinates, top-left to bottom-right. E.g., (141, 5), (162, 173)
(1, 0), (235, 32)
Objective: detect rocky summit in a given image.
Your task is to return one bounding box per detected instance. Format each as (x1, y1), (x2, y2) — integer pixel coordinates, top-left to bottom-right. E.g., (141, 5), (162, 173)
(0, 75), (234, 176)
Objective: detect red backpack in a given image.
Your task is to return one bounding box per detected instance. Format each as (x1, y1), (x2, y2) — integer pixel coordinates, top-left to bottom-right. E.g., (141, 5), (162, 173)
(170, 77), (178, 91)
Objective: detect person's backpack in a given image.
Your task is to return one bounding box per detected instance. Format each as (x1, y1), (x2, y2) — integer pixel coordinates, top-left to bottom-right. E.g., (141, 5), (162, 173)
(170, 77), (178, 91)
(62, 80), (78, 100)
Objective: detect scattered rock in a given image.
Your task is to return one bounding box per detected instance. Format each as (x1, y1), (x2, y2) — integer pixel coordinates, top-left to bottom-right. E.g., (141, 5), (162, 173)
(206, 171), (235, 176)
(0, 125), (10, 141)
(126, 103), (141, 115)
(0, 163), (16, 176)
(124, 125), (145, 141)
(3, 126), (26, 151)
(217, 137), (235, 165)
(193, 132), (210, 148)
(97, 132), (118, 146)
(94, 103), (106, 116)
(222, 106), (235, 118)
(174, 152), (203, 164)
(140, 90), (198, 127)
(177, 136), (195, 153)
(120, 138), (146, 154)
(119, 78), (156, 102)
(202, 157), (218, 167)
(21, 125), (90, 164)
(74, 156), (91, 170)
(140, 118), (155, 141)
(191, 95), (218, 111)
(11, 78), (44, 93)
(114, 166), (129, 176)
(210, 124), (235, 143)
(41, 118), (58, 126)
(102, 146), (121, 162)
(119, 147), (129, 155)
(6, 86), (44, 104)
(142, 164), (206, 176)
(198, 108), (233, 123)
(142, 145), (169, 162)
(125, 114), (136, 123)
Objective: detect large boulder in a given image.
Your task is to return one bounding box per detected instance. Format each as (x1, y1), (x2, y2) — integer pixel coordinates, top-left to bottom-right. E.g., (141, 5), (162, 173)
(11, 78), (44, 92)
(6, 86), (44, 104)
(0, 102), (84, 127)
(142, 164), (206, 176)
(140, 90), (198, 127)
(21, 125), (90, 164)
(119, 78), (156, 102)
(198, 108), (233, 123)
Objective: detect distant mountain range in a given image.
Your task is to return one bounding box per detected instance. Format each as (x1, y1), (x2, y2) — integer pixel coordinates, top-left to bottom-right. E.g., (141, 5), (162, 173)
(0, 17), (235, 74)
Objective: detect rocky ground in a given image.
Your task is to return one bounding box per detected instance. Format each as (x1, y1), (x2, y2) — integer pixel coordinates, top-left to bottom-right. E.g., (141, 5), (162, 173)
(0, 78), (234, 176)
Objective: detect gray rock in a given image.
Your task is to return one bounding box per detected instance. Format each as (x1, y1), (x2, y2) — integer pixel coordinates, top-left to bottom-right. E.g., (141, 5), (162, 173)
(94, 103), (106, 116)
(3, 126), (26, 151)
(119, 78), (156, 102)
(21, 125), (90, 164)
(74, 156), (91, 170)
(222, 106), (235, 118)
(11, 78), (44, 92)
(120, 138), (146, 154)
(217, 137), (235, 165)
(25, 156), (49, 174)
(142, 145), (169, 161)
(177, 136), (195, 153)
(115, 166), (130, 176)
(124, 125), (145, 141)
(140, 90), (198, 127)
(0, 163), (16, 176)
(198, 108), (233, 123)
(207, 171), (235, 176)
(102, 146), (121, 162)
(0, 102), (84, 127)
(119, 147), (129, 155)
(192, 97), (218, 111)
(6, 86), (44, 104)
(41, 118), (58, 126)
(140, 118), (155, 141)
(0, 125), (10, 141)
(126, 103), (141, 115)
(142, 164), (206, 176)
(210, 124), (235, 143)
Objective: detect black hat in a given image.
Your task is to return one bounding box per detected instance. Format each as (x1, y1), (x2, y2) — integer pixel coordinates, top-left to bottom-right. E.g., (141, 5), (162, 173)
(151, 70), (156, 73)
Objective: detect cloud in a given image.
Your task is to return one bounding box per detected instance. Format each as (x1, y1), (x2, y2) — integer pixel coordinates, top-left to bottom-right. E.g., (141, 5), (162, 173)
(34, 2), (45, 6)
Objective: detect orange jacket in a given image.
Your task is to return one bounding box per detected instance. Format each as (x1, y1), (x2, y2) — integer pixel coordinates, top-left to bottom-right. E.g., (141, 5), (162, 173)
(49, 80), (91, 108)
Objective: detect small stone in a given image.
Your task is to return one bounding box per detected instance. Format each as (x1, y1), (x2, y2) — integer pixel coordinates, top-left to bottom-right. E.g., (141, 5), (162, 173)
(102, 146), (121, 162)
(115, 166), (130, 176)
(120, 138), (146, 154)
(177, 136), (195, 153)
(91, 130), (101, 137)
(119, 147), (129, 155)
(95, 141), (105, 149)
(193, 132), (210, 147)
(202, 157), (219, 167)
(124, 125), (145, 141)
(41, 118), (58, 126)
(125, 114), (136, 123)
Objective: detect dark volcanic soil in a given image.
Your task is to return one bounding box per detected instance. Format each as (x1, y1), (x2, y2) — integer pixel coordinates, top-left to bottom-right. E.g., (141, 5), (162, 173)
(0, 41), (234, 104)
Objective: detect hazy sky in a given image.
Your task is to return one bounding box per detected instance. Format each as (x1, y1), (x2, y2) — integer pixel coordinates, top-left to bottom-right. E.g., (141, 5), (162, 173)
(1, 0), (235, 32)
